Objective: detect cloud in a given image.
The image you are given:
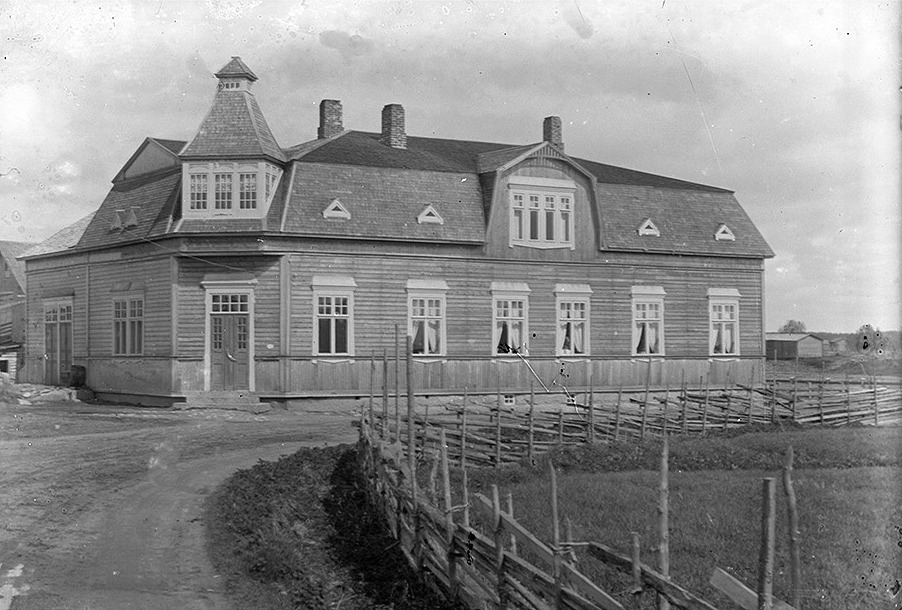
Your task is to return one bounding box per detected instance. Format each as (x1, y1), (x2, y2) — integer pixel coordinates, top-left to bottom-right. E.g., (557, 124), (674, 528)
(319, 30), (375, 59)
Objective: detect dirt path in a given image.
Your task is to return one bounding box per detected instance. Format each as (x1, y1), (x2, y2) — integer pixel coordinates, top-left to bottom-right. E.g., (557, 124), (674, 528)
(0, 400), (360, 609)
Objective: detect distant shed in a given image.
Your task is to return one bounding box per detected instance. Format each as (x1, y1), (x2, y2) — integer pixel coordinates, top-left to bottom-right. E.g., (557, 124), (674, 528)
(766, 333), (825, 360)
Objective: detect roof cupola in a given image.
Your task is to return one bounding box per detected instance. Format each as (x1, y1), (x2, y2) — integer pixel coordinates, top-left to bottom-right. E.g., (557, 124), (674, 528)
(214, 56), (258, 92)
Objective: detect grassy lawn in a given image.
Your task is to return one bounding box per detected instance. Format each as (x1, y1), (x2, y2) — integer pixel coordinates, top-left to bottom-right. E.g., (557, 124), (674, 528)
(461, 425), (902, 609)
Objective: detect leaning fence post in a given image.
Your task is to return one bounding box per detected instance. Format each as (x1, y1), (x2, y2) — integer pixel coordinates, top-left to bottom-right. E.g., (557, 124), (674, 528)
(818, 380), (825, 425)
(658, 434), (670, 610)
(495, 376), (503, 469)
(642, 358), (652, 439)
(492, 485), (510, 608)
(631, 532), (643, 606)
(558, 409), (564, 444)
(873, 377), (879, 425)
(550, 464), (563, 608)
(702, 373), (710, 434)
(587, 361), (595, 443)
(758, 478), (776, 610)
(680, 378), (688, 434)
(382, 349), (389, 439)
(614, 383), (623, 441)
(395, 324), (401, 441)
(845, 380), (852, 426)
(406, 335), (416, 490)
(368, 351), (375, 431)
(783, 447), (801, 609)
(461, 386), (468, 467)
(791, 376), (798, 422)
(506, 491), (518, 556)
(528, 379), (535, 463)
(440, 429), (459, 599)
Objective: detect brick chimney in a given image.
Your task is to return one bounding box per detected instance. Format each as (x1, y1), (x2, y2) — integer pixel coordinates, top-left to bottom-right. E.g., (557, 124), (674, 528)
(380, 104), (407, 149)
(543, 116), (563, 151)
(318, 99), (343, 139)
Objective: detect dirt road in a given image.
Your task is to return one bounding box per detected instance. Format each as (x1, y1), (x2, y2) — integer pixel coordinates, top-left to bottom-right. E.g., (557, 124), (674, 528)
(0, 400), (360, 609)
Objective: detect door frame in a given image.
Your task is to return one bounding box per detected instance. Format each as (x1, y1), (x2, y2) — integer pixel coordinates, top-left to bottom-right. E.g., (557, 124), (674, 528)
(42, 297), (73, 386)
(201, 278), (256, 392)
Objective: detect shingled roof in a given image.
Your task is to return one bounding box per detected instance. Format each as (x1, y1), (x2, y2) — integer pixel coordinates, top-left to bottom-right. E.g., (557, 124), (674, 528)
(22, 212), (95, 258)
(0, 241), (36, 289)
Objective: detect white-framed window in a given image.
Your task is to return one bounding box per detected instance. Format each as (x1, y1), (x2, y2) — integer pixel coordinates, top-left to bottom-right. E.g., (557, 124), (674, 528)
(407, 279), (448, 356)
(311, 276), (356, 356)
(555, 284), (592, 356)
(183, 162), (282, 219)
(508, 176), (575, 249)
(407, 280), (448, 356)
(189, 174), (208, 210)
(631, 286), (665, 356)
(113, 297), (144, 355)
(214, 173), (232, 210)
(709, 288), (740, 356)
(239, 173), (257, 209)
(492, 282), (530, 355)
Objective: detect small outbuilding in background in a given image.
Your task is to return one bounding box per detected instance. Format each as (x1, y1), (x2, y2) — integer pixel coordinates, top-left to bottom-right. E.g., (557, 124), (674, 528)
(765, 332), (825, 360)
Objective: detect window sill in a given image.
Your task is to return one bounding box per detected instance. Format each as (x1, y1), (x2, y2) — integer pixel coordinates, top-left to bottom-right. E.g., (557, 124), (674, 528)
(708, 356), (741, 361)
(312, 358), (354, 364)
(511, 241), (575, 250)
(555, 356), (591, 363)
(630, 355), (665, 362)
(412, 357), (448, 364)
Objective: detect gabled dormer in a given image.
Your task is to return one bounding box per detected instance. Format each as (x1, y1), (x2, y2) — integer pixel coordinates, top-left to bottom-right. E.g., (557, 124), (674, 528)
(179, 57), (285, 220)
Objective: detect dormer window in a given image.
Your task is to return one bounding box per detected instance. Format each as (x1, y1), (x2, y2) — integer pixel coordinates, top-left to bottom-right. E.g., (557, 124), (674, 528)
(323, 199), (351, 219)
(715, 224), (735, 241)
(417, 204), (444, 225)
(183, 161), (282, 219)
(638, 218), (660, 237)
(508, 176), (575, 249)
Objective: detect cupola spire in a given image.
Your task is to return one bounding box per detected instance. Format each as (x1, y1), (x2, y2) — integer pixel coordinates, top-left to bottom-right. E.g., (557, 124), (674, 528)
(214, 56), (258, 92)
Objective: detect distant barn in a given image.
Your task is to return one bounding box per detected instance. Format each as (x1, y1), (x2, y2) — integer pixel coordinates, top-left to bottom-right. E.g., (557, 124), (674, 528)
(765, 333), (825, 360)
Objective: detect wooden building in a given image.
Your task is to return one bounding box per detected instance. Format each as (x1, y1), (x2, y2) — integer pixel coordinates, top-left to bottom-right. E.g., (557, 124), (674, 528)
(765, 333), (825, 360)
(0, 240), (34, 380)
(22, 57), (774, 405)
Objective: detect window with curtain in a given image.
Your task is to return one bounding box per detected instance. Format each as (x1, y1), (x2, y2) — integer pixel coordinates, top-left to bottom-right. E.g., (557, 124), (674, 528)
(495, 298), (526, 354)
(633, 301), (663, 355)
(410, 297), (443, 355)
(710, 301), (739, 355)
(558, 300), (588, 356)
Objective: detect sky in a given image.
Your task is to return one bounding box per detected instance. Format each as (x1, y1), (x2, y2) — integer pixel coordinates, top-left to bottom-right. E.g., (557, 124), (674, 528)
(1, 0), (899, 333)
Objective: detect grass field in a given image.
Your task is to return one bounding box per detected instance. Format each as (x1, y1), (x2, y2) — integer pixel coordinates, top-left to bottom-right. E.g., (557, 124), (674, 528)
(461, 425), (902, 609)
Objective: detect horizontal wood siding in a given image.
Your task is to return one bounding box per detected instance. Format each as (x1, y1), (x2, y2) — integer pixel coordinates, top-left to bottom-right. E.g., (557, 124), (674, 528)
(287, 252), (762, 360)
(85, 256), (172, 357)
(23, 262), (88, 382)
(177, 256), (282, 359)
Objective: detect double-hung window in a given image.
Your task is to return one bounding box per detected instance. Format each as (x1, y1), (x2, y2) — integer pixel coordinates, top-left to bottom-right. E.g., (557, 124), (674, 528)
(189, 174), (208, 210)
(508, 176), (575, 249)
(555, 284), (592, 356)
(311, 276), (356, 356)
(708, 288), (740, 356)
(492, 282), (530, 355)
(631, 286), (665, 356)
(407, 279), (448, 357)
(183, 162), (282, 219)
(113, 297), (144, 355)
(214, 173), (232, 210)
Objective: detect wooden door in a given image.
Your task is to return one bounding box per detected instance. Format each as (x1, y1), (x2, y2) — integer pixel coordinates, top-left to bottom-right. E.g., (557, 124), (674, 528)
(44, 305), (73, 386)
(210, 313), (249, 391)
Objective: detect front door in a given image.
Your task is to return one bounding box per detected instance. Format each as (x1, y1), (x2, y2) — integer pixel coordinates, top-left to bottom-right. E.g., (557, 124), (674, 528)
(210, 313), (249, 391)
(44, 302), (73, 386)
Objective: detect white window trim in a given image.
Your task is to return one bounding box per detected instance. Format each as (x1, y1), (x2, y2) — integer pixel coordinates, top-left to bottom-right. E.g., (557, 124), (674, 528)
(555, 283), (592, 357)
(715, 223), (736, 241)
(183, 161), (282, 220)
(507, 178), (576, 250)
(708, 288), (741, 356)
(312, 276), (357, 357)
(491, 281), (530, 356)
(631, 286), (665, 357)
(406, 279), (448, 357)
(417, 204), (444, 225)
(112, 292), (145, 356)
(202, 284), (256, 392)
(638, 218), (660, 237)
(323, 198), (351, 219)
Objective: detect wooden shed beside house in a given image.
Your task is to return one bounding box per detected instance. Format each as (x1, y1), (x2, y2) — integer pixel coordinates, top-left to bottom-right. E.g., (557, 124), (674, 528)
(0, 240), (35, 380)
(21, 57), (775, 405)
(765, 332), (825, 360)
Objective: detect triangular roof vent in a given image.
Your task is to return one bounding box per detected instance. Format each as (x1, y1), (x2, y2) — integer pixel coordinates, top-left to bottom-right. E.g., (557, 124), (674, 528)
(323, 198), (350, 220)
(124, 207), (139, 228)
(110, 210), (124, 232)
(715, 224), (735, 241)
(417, 204), (444, 225)
(638, 218), (660, 237)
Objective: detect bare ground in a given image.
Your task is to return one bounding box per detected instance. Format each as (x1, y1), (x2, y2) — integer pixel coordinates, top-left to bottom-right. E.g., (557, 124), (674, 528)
(0, 399), (360, 610)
